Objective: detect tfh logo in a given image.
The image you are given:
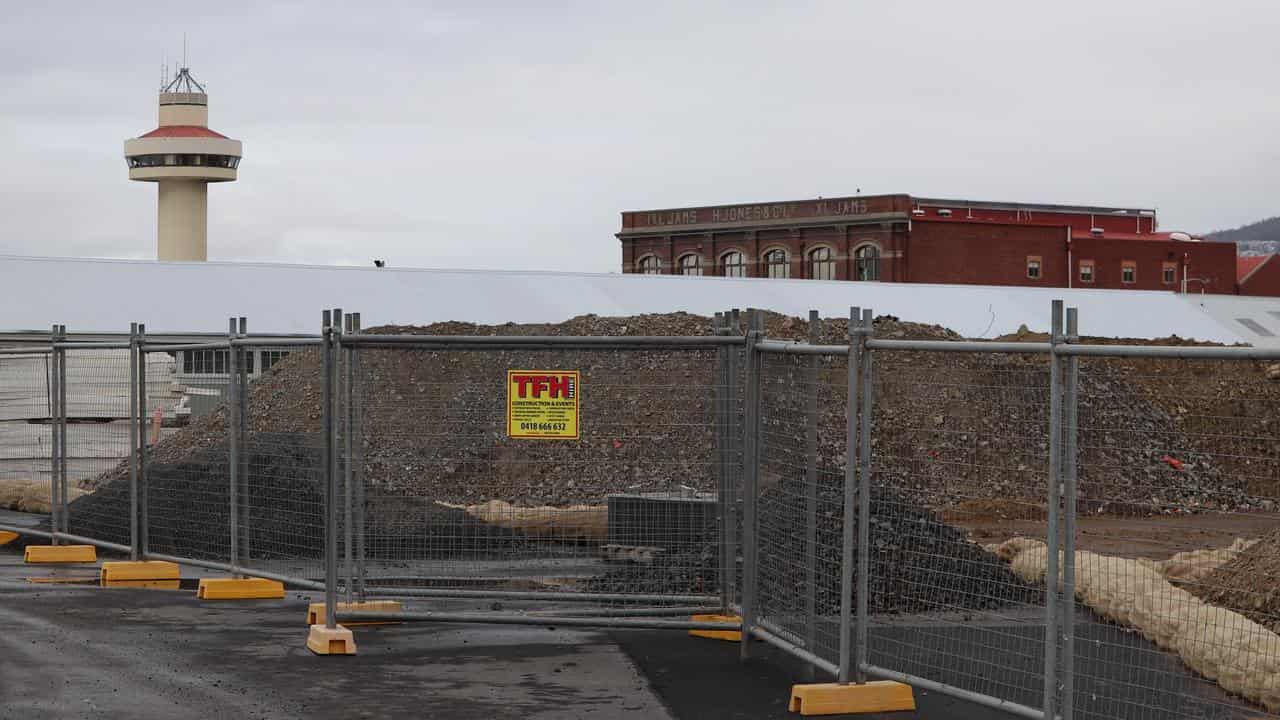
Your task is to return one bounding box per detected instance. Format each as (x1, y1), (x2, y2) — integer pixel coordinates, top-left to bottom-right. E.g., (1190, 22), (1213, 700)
(512, 374), (576, 399)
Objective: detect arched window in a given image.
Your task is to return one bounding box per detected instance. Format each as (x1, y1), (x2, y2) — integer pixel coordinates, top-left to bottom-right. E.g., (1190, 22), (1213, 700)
(720, 251), (746, 277)
(808, 247), (835, 280)
(853, 243), (880, 281)
(678, 254), (702, 276)
(763, 248), (790, 279)
(638, 255), (662, 275)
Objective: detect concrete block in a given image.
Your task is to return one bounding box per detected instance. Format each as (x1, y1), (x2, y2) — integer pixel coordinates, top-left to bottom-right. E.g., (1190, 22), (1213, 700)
(24, 544), (97, 564)
(100, 561), (180, 584)
(688, 614), (742, 642)
(307, 624), (357, 655)
(788, 681), (915, 716)
(307, 600), (402, 626)
(196, 577), (285, 600)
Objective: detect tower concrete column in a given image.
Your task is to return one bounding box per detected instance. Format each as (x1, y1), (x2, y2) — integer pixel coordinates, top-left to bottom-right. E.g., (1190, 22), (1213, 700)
(157, 181), (209, 261)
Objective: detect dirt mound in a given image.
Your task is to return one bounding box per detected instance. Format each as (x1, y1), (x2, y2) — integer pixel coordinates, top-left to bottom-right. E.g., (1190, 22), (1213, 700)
(81, 311), (1275, 529)
(1190, 529), (1280, 634)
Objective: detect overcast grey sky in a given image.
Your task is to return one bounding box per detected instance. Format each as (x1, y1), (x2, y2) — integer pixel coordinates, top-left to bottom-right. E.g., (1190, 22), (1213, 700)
(2, 1), (1278, 270)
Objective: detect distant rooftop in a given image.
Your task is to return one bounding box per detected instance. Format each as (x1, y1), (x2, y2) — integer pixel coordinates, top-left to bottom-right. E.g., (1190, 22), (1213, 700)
(915, 197), (1155, 217)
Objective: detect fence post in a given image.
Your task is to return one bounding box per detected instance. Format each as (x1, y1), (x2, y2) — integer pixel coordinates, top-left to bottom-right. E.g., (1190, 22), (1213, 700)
(739, 309), (763, 661)
(725, 309), (741, 612)
(803, 309), (820, 680)
(713, 312), (731, 614)
(49, 324), (61, 545)
(238, 318), (250, 569)
(324, 308), (340, 630)
(1043, 300), (1064, 719)
(854, 307), (874, 684)
(128, 322), (139, 560)
(57, 324), (68, 542)
(343, 312), (355, 604)
(137, 323), (149, 558)
(228, 318), (240, 575)
(1061, 306), (1079, 720)
(352, 312), (367, 602)
(838, 307), (861, 683)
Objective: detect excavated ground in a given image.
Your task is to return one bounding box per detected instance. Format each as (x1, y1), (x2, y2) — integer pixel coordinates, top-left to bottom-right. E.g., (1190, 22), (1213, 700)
(62, 311), (1280, 612)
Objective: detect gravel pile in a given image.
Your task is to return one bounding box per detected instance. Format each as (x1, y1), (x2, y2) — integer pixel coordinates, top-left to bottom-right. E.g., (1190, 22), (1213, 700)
(73, 310), (1278, 566)
(1189, 528), (1280, 634)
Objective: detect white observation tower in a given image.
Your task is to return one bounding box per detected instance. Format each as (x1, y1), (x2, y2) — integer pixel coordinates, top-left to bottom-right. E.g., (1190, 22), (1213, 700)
(124, 67), (242, 262)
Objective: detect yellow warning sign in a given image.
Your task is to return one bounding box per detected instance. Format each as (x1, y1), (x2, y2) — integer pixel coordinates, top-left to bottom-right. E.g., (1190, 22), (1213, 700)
(507, 370), (580, 439)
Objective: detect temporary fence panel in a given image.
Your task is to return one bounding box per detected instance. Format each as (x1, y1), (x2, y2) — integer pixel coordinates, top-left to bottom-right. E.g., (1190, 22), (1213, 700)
(0, 348), (55, 514)
(862, 335), (1054, 718)
(1062, 344), (1280, 720)
(60, 342), (136, 551)
(235, 338), (327, 585)
(751, 315), (850, 675)
(345, 330), (738, 617)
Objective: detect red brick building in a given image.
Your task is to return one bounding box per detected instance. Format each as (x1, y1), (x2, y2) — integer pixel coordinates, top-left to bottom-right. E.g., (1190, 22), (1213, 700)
(618, 194), (1253, 295)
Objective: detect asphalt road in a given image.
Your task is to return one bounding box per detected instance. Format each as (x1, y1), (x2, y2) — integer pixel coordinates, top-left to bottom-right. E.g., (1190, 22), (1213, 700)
(0, 542), (1258, 719)
(0, 544), (1010, 720)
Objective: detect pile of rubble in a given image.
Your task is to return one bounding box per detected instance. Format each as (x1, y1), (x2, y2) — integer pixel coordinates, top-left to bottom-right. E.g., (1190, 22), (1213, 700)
(71, 311), (1279, 560)
(1190, 528), (1280, 635)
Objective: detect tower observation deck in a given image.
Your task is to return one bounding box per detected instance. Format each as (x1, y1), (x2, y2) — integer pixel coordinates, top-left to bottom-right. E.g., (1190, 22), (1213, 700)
(124, 67), (242, 261)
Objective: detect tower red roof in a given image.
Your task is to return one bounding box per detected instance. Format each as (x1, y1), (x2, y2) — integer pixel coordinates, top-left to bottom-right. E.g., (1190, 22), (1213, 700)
(138, 126), (227, 139)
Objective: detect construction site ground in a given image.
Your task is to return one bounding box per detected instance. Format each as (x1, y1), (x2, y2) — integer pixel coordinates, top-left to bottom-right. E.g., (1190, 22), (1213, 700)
(951, 504), (1280, 559)
(0, 540), (1006, 720)
(0, 532), (1263, 719)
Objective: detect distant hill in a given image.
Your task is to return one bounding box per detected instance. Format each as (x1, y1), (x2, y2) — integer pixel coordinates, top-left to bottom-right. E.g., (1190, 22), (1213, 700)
(1206, 216), (1280, 255)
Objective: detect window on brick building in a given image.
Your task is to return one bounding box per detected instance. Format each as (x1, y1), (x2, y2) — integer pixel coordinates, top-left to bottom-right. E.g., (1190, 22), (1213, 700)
(853, 243), (880, 281)
(638, 255), (662, 275)
(1027, 256), (1042, 280)
(1079, 260), (1094, 283)
(808, 247), (835, 280)
(721, 251), (745, 277)
(763, 248), (790, 279)
(1121, 261), (1136, 284)
(678, 254), (702, 276)
(1162, 262), (1177, 285)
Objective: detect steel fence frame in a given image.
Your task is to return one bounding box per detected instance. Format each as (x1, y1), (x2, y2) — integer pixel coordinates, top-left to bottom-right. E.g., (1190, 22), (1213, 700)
(329, 311), (746, 631)
(6, 305), (1280, 719)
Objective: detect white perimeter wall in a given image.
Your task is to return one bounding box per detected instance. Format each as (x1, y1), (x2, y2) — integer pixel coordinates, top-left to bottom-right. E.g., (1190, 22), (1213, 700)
(0, 255), (1265, 343)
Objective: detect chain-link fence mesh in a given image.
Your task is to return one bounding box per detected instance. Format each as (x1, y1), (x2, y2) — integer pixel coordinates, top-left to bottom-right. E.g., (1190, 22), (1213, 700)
(350, 341), (732, 611)
(141, 344), (232, 562)
(238, 343), (326, 583)
(0, 350), (54, 516)
(62, 348), (135, 547)
(1060, 354), (1280, 719)
(866, 347), (1051, 710)
(755, 349), (848, 669)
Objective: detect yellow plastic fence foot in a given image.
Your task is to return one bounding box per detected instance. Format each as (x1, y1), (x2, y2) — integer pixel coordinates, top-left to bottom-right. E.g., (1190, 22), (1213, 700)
(100, 561), (180, 586)
(307, 600), (403, 626)
(196, 577), (285, 600)
(788, 681), (916, 716)
(307, 624), (357, 655)
(688, 614), (742, 642)
(0, 530), (18, 545)
(24, 544), (97, 564)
